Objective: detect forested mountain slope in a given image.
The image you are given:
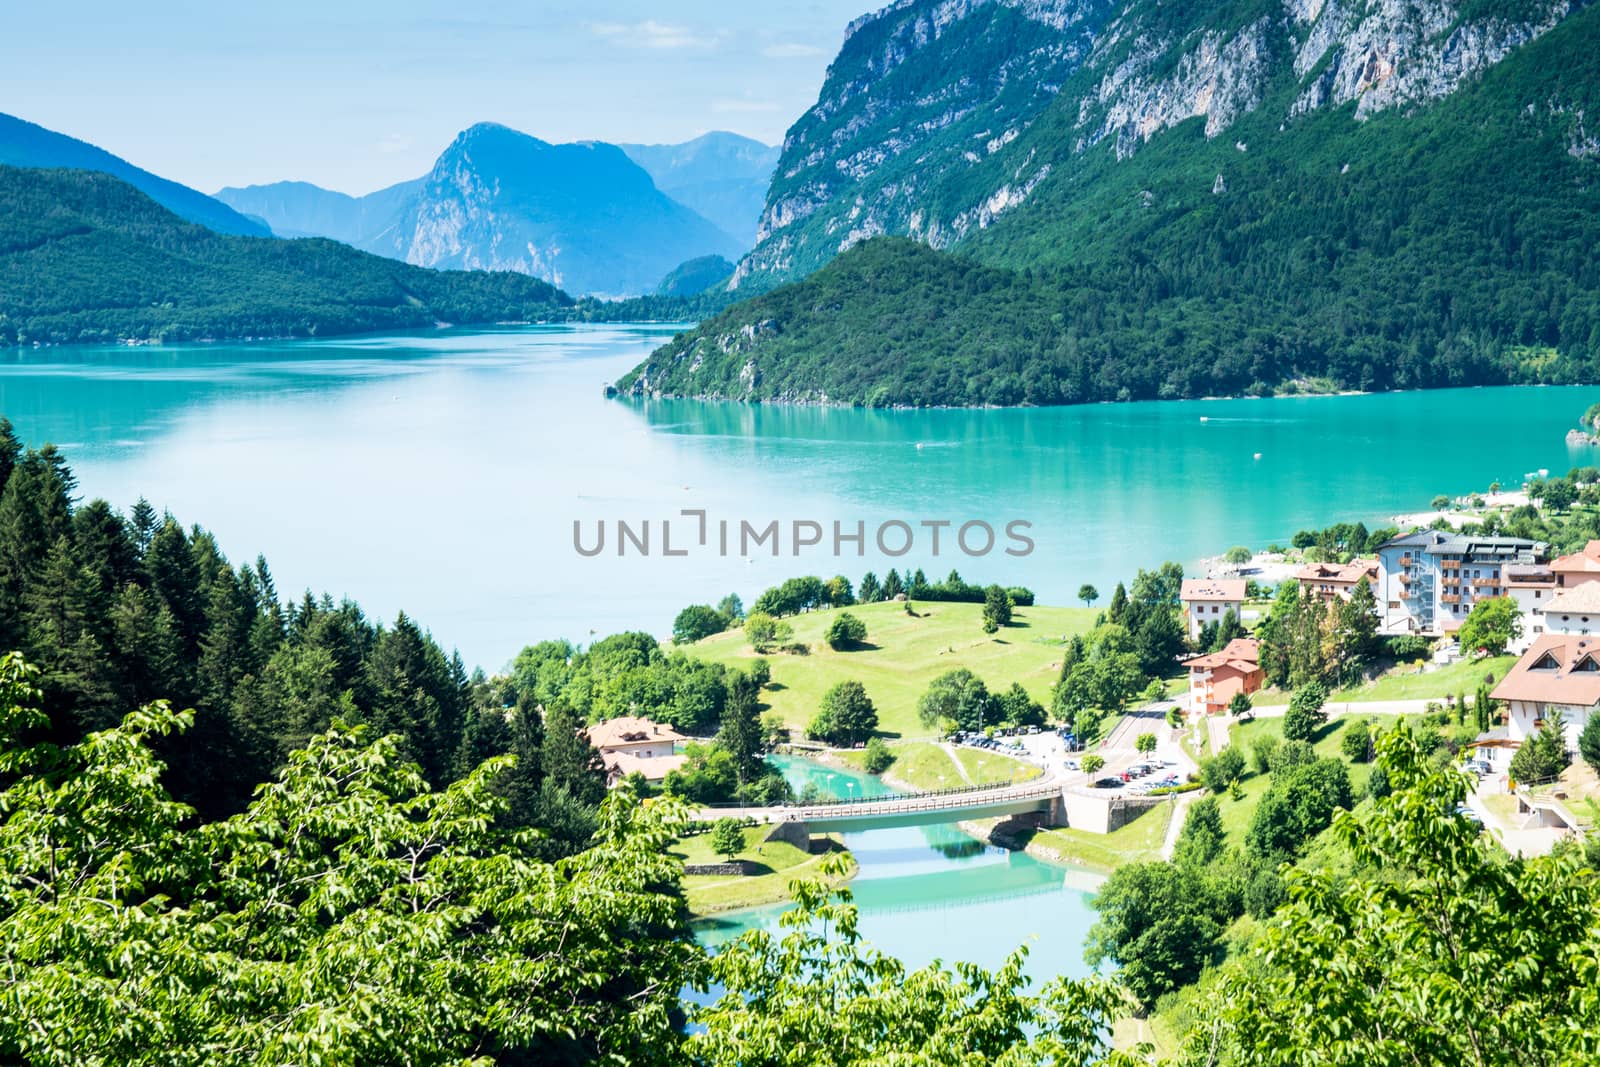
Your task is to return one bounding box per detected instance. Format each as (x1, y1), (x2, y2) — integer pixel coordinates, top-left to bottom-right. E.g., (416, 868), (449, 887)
(619, 1), (1600, 406)
(0, 166), (573, 346)
(0, 111), (270, 237)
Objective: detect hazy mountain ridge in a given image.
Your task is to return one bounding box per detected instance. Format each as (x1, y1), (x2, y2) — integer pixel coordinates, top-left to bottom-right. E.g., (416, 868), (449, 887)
(214, 125), (748, 296)
(214, 178), (423, 243)
(0, 166), (572, 346)
(619, 132), (779, 245)
(0, 112), (268, 237)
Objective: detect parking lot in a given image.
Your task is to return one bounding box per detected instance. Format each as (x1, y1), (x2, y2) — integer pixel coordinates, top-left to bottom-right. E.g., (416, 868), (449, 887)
(944, 722), (1191, 795)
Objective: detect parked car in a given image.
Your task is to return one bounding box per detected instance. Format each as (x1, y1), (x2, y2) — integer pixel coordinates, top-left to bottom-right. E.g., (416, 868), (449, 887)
(1455, 804), (1485, 830)
(1464, 760), (1493, 776)
(1093, 777), (1123, 789)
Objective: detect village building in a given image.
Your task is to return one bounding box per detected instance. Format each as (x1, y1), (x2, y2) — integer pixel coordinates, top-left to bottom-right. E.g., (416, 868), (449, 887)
(1375, 531), (1546, 637)
(585, 715), (688, 787)
(1294, 558), (1378, 602)
(1503, 562), (1558, 653)
(1553, 540), (1600, 590)
(1490, 633), (1600, 760)
(1183, 637), (1264, 717)
(1179, 578), (1247, 640)
(1539, 583), (1600, 639)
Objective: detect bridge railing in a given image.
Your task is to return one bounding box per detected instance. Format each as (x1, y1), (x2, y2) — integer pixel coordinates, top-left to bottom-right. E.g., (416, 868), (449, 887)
(699, 775), (1058, 813)
(697, 780), (1062, 826)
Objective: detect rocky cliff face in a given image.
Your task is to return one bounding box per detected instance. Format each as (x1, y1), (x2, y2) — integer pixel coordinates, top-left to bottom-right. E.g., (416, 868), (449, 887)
(736, 0), (1578, 289)
(732, 0), (1110, 287)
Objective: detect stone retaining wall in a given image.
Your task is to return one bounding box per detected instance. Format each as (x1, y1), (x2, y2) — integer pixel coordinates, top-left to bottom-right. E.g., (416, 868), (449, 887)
(683, 861), (755, 876)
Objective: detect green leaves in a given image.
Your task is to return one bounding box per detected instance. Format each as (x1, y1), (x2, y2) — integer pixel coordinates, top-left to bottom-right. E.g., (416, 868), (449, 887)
(0, 664), (698, 1066)
(692, 853), (1149, 1066)
(1181, 720), (1600, 1065)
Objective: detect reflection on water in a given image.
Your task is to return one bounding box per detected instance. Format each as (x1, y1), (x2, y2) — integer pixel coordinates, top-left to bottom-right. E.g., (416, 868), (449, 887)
(695, 755), (1102, 984)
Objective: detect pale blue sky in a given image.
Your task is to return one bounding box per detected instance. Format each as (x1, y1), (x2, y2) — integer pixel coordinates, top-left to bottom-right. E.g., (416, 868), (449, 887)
(2, 0), (870, 194)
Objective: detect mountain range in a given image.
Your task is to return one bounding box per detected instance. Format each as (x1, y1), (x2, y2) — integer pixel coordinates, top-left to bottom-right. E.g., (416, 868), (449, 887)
(617, 132), (780, 245)
(0, 165), (572, 346)
(617, 0), (1600, 406)
(216, 126), (770, 297)
(0, 112), (267, 238)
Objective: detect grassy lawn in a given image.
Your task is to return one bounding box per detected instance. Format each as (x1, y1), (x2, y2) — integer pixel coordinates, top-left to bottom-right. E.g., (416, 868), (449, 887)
(1024, 801), (1176, 873)
(950, 745), (1042, 786)
(1212, 716), (1381, 845)
(1253, 655), (1517, 706)
(688, 600), (1098, 737)
(1481, 792), (1520, 823)
(673, 824), (852, 914)
(876, 741), (1040, 792)
(1330, 654), (1517, 703)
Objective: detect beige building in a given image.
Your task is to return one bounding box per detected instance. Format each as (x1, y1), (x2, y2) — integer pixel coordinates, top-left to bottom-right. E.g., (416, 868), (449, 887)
(1553, 540), (1600, 590)
(1491, 633), (1600, 758)
(585, 715), (688, 786)
(1503, 562), (1557, 653)
(1179, 578), (1247, 640)
(1540, 583), (1600, 639)
(1295, 559), (1378, 602)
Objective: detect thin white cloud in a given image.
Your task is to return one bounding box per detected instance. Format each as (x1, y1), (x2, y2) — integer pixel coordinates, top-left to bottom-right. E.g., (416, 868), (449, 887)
(762, 42), (827, 58)
(588, 20), (724, 50)
(376, 133), (411, 155)
(711, 98), (783, 114)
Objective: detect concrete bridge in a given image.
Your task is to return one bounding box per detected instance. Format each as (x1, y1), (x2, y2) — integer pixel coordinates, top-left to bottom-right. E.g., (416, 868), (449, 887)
(698, 775), (1064, 833)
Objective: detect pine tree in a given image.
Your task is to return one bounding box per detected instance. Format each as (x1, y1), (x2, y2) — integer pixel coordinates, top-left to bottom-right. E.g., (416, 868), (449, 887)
(718, 673), (765, 786)
(540, 703), (605, 807)
(882, 569), (904, 599)
(128, 497), (158, 558)
(111, 583), (189, 707)
(1108, 582), (1128, 625)
(1214, 609), (1246, 649)
(0, 449), (75, 649)
(144, 519), (205, 654)
(197, 567), (259, 708)
(0, 416), (20, 498)
(1474, 684), (1495, 734)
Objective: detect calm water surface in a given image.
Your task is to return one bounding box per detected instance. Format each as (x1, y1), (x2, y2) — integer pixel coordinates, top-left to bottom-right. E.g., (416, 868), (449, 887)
(0, 325), (1591, 668)
(692, 755), (1103, 987)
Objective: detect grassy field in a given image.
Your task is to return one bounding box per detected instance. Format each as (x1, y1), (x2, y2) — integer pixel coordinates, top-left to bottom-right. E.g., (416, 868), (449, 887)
(837, 741), (1041, 792)
(1252, 654), (1516, 706)
(673, 824), (852, 914)
(1023, 801), (1176, 872)
(689, 600), (1098, 737)
(1212, 715), (1381, 844)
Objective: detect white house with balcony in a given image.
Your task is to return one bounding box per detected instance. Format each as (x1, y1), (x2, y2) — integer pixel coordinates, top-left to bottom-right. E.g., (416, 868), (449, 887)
(1375, 531), (1547, 637)
(1490, 633), (1600, 757)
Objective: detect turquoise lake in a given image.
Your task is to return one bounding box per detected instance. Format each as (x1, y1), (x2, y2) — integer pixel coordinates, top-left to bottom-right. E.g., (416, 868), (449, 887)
(692, 755), (1103, 992)
(0, 324), (1593, 670)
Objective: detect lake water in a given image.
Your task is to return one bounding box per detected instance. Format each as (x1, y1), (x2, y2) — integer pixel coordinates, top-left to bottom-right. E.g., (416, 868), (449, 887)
(692, 755), (1103, 989)
(0, 324), (1592, 669)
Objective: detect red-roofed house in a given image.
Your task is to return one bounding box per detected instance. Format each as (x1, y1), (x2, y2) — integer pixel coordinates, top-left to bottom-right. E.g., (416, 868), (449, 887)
(1180, 578), (1247, 640)
(1553, 540), (1600, 590)
(1295, 559), (1378, 602)
(584, 715), (688, 786)
(1490, 633), (1600, 755)
(1183, 638), (1264, 716)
